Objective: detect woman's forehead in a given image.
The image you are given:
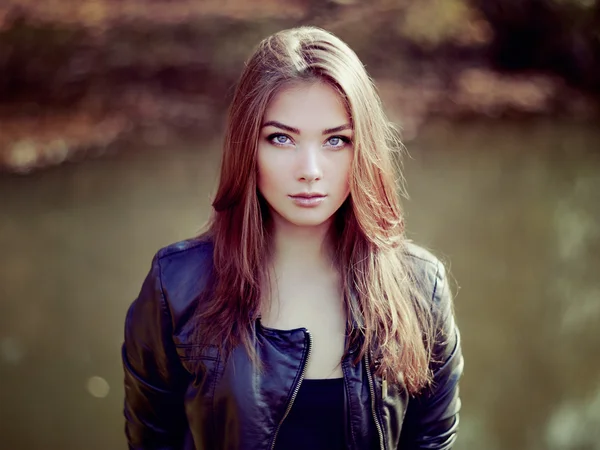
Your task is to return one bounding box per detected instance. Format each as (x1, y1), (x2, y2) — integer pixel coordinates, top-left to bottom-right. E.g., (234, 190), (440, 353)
(262, 81), (352, 133)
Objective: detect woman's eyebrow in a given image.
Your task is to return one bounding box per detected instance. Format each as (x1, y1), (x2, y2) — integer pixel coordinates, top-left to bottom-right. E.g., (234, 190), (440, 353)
(262, 121), (300, 134)
(322, 124), (352, 135)
(262, 121), (353, 135)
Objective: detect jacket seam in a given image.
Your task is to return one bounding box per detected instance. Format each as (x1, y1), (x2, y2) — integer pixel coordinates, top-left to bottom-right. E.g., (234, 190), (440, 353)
(156, 255), (175, 332)
(211, 350), (221, 442)
(402, 242), (440, 267)
(342, 358), (357, 447)
(178, 355), (219, 361)
(427, 327), (461, 409)
(155, 254), (189, 389)
(157, 238), (211, 262)
(122, 344), (172, 394)
(406, 253), (438, 267)
(430, 261), (442, 314)
(426, 260), (442, 395)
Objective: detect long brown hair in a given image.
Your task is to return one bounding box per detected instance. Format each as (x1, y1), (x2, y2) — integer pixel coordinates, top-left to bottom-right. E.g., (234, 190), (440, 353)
(195, 26), (435, 394)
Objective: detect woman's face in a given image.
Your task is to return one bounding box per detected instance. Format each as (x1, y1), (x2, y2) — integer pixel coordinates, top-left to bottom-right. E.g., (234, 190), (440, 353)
(257, 81), (354, 231)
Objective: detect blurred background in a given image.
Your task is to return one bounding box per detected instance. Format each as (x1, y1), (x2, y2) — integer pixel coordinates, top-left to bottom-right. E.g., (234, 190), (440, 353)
(0, 0), (599, 449)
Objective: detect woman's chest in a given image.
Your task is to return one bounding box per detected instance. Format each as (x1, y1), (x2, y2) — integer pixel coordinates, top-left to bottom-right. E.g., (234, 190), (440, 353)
(261, 276), (347, 378)
(176, 322), (394, 450)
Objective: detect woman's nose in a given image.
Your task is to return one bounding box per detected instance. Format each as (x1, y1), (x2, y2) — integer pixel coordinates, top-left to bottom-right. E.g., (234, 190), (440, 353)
(296, 145), (323, 182)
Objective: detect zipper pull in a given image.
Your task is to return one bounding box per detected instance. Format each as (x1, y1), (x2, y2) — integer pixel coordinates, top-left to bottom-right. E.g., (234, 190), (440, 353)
(382, 373), (388, 399)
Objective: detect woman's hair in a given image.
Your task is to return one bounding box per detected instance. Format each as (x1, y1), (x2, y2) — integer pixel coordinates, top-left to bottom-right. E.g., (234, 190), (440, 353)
(195, 26), (435, 394)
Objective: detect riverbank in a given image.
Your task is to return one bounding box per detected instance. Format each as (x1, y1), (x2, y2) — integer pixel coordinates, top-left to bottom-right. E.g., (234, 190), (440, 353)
(1, 1), (598, 173)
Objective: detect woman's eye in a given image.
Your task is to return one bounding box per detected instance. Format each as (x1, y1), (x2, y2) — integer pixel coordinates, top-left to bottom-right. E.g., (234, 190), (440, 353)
(269, 134), (292, 145)
(327, 136), (350, 148)
(267, 134), (350, 148)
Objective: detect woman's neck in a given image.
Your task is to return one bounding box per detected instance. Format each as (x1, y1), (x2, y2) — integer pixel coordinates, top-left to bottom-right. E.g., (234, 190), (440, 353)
(261, 219), (343, 326)
(271, 220), (334, 272)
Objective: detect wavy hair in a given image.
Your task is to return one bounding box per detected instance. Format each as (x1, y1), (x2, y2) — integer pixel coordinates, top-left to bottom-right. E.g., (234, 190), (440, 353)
(195, 26), (435, 394)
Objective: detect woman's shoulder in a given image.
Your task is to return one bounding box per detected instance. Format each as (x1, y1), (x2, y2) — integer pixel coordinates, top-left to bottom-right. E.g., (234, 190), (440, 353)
(401, 240), (452, 310)
(402, 240), (446, 281)
(154, 234), (215, 287)
(403, 241), (441, 267)
(140, 235), (216, 325)
(155, 234), (214, 264)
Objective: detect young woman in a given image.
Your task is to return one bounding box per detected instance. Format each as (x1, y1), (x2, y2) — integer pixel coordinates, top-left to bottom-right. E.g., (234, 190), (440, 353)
(122, 26), (463, 450)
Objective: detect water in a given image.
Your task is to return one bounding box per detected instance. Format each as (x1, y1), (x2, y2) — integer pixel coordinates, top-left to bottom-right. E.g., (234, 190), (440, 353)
(1, 118), (599, 449)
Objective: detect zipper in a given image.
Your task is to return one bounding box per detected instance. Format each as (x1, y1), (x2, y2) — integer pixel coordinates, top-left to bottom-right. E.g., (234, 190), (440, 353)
(269, 329), (312, 450)
(365, 350), (385, 450)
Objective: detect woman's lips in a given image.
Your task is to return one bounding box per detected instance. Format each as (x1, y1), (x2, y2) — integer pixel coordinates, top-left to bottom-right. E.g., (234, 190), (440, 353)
(288, 195), (327, 207)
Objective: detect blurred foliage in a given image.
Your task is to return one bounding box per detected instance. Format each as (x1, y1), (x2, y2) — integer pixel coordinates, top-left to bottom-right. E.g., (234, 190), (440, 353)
(0, 0), (598, 173)
(0, 0), (306, 28)
(397, 0), (490, 48)
(472, 0), (600, 92)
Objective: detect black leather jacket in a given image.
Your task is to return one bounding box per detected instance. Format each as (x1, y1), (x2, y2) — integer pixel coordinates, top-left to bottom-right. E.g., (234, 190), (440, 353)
(122, 238), (463, 450)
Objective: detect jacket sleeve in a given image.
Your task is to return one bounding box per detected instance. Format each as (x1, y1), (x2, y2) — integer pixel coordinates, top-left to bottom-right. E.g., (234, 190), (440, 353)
(399, 260), (464, 449)
(122, 252), (188, 449)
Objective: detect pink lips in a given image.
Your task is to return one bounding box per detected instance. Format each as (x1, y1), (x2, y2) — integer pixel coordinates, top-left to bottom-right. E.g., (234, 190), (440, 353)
(290, 192), (326, 198)
(289, 194), (326, 207)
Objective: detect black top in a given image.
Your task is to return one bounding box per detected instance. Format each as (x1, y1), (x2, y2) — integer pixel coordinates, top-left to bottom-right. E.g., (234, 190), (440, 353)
(274, 377), (346, 450)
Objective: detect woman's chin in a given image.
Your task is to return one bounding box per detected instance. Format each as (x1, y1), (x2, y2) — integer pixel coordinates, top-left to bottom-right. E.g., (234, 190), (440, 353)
(275, 210), (334, 229)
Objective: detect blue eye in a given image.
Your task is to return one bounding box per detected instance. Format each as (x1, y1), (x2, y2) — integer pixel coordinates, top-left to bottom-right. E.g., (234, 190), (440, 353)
(327, 136), (351, 148)
(268, 134), (292, 146)
(267, 133), (351, 148)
